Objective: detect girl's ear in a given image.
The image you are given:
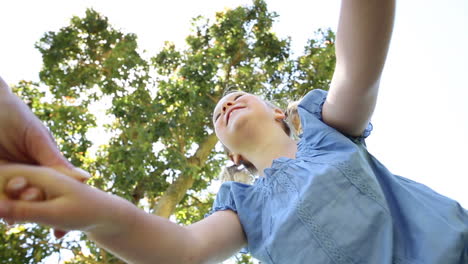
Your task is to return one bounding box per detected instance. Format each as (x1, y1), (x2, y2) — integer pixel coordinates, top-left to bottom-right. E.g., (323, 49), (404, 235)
(273, 108), (286, 121)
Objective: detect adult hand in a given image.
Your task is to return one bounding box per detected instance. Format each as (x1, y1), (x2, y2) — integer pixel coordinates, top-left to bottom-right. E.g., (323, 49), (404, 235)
(0, 76), (90, 237)
(0, 77), (81, 171)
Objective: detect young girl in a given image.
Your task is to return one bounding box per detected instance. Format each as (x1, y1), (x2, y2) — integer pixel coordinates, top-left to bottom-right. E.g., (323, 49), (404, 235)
(1, 0), (467, 263)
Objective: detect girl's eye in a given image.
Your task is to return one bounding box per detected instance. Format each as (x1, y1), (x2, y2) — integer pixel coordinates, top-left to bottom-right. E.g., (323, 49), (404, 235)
(234, 94), (243, 100)
(215, 113), (221, 122)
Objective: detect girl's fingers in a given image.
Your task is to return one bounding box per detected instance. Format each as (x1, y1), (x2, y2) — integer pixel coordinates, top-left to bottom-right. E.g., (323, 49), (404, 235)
(6, 178), (45, 201)
(0, 164), (75, 199)
(5, 177), (27, 198)
(4, 167), (90, 201)
(2, 167), (74, 238)
(0, 164), (99, 231)
(19, 187), (44, 201)
(0, 199), (58, 227)
(1, 184), (44, 227)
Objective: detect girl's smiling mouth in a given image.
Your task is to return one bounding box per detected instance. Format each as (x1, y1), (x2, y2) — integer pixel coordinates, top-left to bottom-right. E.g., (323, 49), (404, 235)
(226, 107), (245, 125)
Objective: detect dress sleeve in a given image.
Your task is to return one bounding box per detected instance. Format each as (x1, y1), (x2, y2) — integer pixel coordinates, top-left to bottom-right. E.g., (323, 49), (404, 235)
(298, 89), (373, 144)
(205, 181), (251, 254)
(205, 182), (239, 218)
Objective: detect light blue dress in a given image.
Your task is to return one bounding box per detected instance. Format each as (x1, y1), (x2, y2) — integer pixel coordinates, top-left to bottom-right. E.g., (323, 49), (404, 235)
(207, 89), (468, 264)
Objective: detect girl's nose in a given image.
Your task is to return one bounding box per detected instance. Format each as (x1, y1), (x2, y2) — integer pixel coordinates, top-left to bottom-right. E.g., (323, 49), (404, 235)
(222, 102), (233, 112)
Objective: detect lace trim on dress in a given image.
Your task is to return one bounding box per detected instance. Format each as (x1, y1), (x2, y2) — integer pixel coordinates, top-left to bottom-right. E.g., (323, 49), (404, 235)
(272, 165), (356, 264)
(332, 161), (388, 211)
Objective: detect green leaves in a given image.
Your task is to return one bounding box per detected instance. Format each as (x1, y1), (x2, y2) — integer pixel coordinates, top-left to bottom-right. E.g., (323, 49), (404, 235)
(293, 28), (336, 95)
(36, 9), (148, 101)
(0, 223), (58, 264)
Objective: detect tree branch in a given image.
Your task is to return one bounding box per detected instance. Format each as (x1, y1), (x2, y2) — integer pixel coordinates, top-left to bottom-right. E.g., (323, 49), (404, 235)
(152, 133), (218, 218)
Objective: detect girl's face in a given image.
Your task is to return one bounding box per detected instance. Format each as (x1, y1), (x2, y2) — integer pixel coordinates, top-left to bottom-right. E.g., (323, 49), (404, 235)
(213, 92), (282, 154)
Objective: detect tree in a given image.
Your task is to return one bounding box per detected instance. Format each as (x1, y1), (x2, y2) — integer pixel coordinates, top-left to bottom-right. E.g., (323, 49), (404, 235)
(0, 1), (336, 263)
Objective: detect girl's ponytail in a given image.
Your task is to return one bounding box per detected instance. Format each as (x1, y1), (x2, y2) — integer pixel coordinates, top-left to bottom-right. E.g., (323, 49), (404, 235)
(218, 164), (254, 184)
(285, 101), (302, 139)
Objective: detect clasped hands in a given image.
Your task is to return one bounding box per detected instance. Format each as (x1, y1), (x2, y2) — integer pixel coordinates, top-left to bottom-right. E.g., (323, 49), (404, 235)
(0, 76), (91, 237)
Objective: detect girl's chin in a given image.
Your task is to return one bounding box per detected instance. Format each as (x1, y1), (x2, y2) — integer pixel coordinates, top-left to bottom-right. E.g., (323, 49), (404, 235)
(227, 113), (249, 131)
(227, 108), (244, 126)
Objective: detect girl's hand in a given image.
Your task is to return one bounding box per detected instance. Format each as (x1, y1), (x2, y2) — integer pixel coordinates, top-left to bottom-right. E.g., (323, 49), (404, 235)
(2, 176), (44, 225)
(0, 164), (119, 234)
(1, 163), (91, 238)
(3, 165), (90, 201)
(5, 177), (44, 203)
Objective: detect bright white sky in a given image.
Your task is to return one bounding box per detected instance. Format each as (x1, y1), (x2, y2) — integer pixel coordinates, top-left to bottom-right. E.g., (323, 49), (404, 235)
(1, 0), (467, 262)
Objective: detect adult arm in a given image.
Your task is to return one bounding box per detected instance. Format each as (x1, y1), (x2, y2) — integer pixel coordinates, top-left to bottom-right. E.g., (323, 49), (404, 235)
(0, 164), (246, 264)
(323, 0), (396, 136)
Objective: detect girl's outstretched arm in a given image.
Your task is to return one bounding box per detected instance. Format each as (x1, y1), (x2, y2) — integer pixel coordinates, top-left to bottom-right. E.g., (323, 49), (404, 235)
(323, 0), (396, 137)
(0, 165), (246, 264)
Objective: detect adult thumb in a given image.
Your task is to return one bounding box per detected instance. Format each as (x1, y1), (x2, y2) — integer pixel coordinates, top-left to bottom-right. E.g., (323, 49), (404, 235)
(52, 166), (91, 183)
(27, 126), (90, 182)
(25, 123), (91, 183)
(24, 118), (72, 169)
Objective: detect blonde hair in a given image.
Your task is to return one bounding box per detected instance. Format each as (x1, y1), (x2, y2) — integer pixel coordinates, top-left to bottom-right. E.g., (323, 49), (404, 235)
(219, 98), (302, 183)
(284, 101), (302, 139)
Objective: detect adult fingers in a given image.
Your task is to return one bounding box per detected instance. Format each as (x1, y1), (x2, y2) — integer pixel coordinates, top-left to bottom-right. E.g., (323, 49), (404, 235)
(51, 166), (91, 183)
(23, 118), (74, 170)
(22, 119), (91, 183)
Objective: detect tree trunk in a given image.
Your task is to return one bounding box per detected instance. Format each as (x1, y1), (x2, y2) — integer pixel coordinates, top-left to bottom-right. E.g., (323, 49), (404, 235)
(152, 133), (218, 218)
